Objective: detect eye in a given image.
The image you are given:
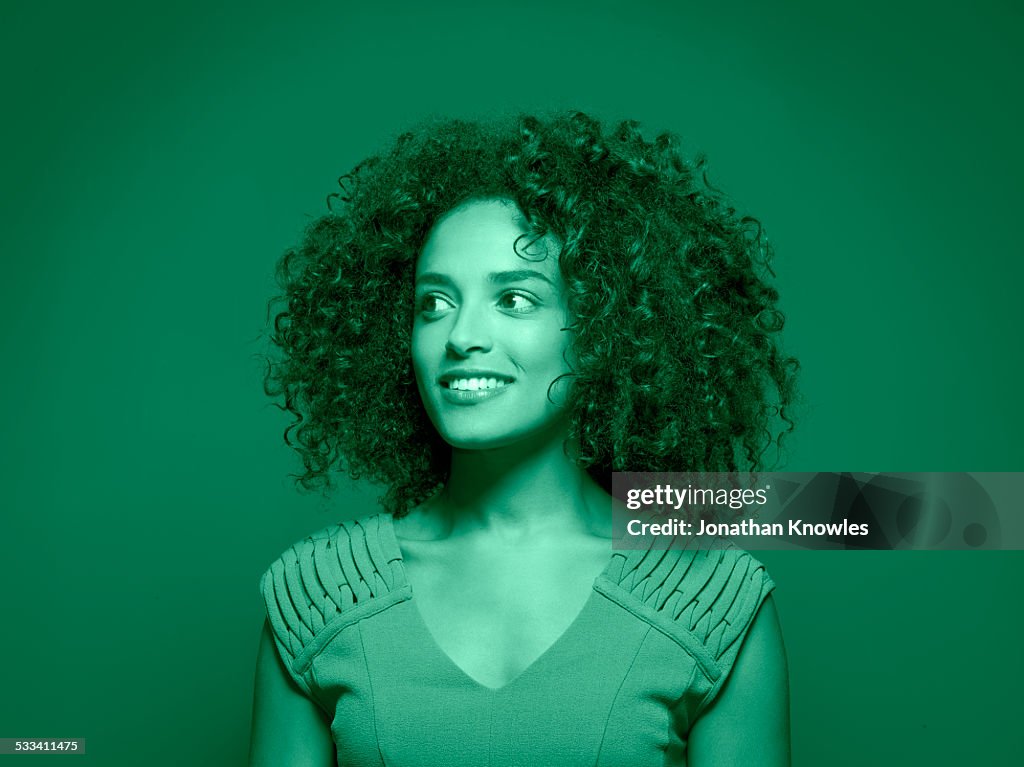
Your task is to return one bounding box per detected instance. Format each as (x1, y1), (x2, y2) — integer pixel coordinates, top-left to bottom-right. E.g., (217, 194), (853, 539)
(418, 293), (455, 317)
(498, 290), (539, 314)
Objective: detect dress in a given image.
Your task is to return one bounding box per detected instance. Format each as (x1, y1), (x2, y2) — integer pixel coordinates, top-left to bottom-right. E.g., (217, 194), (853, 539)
(258, 512), (774, 767)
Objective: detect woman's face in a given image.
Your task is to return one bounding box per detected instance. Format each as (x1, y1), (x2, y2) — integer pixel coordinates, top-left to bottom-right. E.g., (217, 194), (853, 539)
(412, 198), (572, 450)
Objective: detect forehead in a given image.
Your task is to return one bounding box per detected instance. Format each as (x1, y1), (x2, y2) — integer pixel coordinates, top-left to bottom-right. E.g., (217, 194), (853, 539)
(416, 199), (561, 281)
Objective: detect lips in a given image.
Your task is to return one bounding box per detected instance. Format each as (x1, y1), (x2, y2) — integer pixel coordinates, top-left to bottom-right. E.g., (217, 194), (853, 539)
(437, 371), (515, 405)
(446, 377), (510, 391)
(439, 371), (516, 390)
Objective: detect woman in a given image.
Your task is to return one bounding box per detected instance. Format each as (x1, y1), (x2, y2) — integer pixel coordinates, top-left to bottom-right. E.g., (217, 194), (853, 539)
(249, 112), (797, 766)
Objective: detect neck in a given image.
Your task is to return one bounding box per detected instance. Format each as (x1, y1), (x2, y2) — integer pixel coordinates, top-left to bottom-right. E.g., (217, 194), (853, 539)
(435, 419), (610, 542)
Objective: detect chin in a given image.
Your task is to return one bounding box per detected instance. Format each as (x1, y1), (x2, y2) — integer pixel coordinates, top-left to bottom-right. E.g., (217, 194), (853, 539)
(439, 431), (520, 451)
(436, 419), (569, 453)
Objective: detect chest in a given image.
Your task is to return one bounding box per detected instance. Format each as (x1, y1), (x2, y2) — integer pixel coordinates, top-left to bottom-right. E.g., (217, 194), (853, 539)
(399, 540), (611, 689)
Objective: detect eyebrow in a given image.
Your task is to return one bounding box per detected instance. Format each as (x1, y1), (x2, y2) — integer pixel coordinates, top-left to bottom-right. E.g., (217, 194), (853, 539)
(415, 269), (555, 288)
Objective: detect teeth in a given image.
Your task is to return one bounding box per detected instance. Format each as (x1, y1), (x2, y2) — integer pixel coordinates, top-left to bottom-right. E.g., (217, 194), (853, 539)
(448, 377), (510, 391)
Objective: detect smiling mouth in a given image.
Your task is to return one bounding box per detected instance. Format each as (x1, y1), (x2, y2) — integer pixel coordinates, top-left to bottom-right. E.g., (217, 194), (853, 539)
(442, 377), (514, 391)
(439, 377), (515, 405)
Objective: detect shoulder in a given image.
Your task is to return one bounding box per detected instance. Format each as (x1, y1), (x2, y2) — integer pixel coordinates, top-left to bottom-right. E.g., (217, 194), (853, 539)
(601, 538), (775, 678)
(257, 512), (408, 667)
(687, 592), (790, 760)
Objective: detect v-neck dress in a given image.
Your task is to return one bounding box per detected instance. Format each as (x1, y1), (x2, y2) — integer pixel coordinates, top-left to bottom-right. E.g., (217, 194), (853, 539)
(258, 512), (774, 767)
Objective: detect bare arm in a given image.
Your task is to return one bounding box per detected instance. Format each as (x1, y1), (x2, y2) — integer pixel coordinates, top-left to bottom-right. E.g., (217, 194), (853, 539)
(687, 595), (791, 766)
(248, 619), (337, 767)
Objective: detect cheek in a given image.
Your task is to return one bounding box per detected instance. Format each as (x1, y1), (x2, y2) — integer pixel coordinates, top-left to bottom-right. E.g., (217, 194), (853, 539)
(550, 328), (574, 372)
(410, 326), (432, 376)
(518, 325), (569, 365)
(410, 325), (446, 408)
(558, 326), (574, 362)
(409, 334), (436, 415)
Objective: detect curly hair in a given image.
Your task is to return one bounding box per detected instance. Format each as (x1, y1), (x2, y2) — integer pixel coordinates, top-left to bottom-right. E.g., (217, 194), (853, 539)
(262, 111), (798, 516)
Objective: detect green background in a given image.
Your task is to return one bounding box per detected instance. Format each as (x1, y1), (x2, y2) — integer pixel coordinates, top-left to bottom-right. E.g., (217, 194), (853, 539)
(2, 0), (1021, 763)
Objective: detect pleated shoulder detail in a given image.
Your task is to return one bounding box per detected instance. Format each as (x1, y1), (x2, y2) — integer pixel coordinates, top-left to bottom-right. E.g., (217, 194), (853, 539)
(259, 513), (408, 668)
(602, 536), (774, 679)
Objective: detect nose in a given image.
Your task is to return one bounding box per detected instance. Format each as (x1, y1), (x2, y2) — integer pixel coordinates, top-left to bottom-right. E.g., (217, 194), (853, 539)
(445, 303), (492, 357)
